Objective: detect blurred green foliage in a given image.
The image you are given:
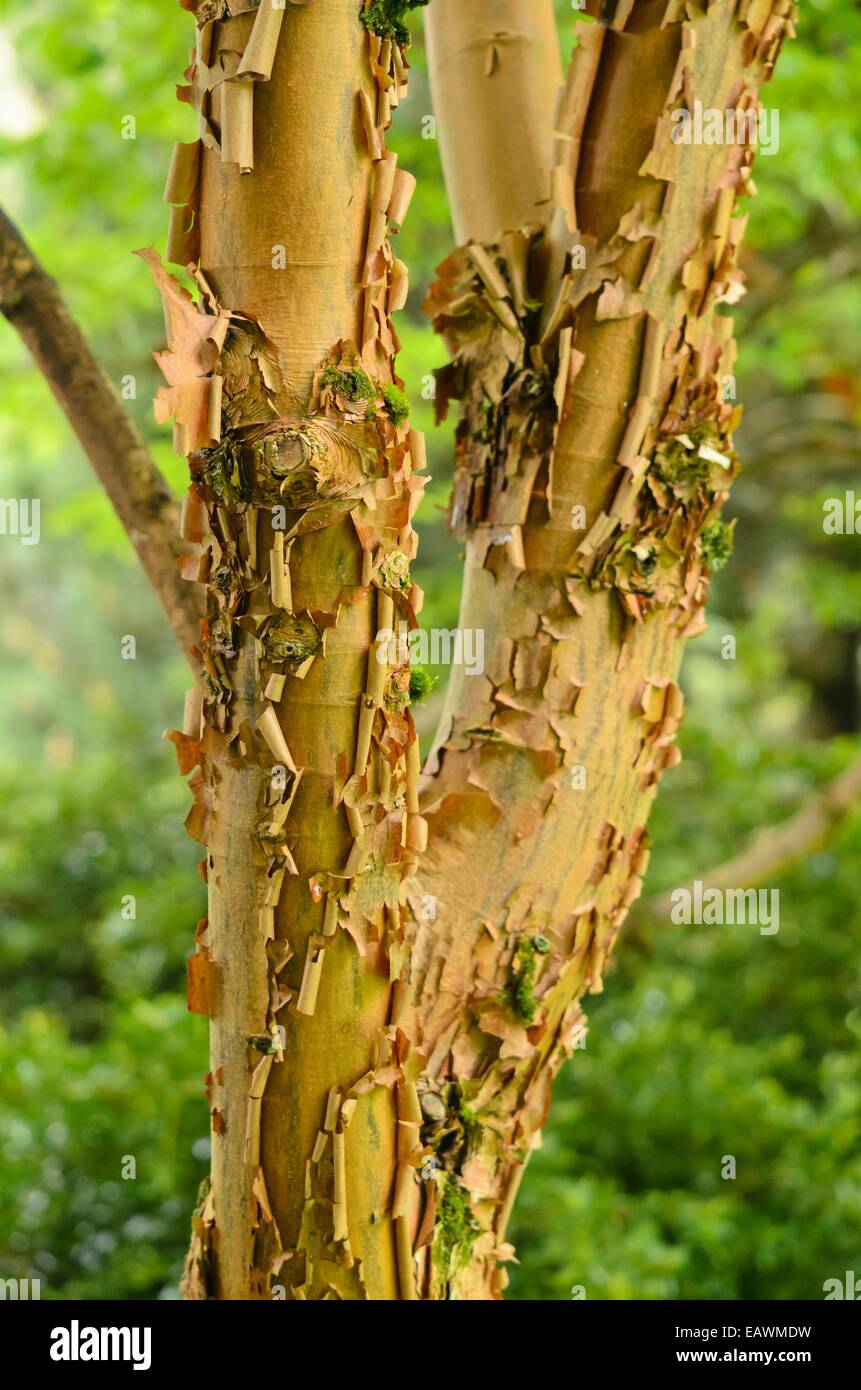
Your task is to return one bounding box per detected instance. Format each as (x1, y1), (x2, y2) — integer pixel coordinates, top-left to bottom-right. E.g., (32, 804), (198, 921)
(0, 0), (858, 1300)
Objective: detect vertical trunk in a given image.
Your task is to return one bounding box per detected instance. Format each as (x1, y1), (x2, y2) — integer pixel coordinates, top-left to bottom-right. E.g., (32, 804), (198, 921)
(149, 0), (428, 1300)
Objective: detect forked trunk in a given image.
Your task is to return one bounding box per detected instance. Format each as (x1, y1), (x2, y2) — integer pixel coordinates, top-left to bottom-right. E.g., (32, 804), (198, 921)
(141, 0), (795, 1300)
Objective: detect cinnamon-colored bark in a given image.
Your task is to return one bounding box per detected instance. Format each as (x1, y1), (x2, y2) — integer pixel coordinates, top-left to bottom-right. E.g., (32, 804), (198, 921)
(0, 1), (800, 1300)
(141, 0), (797, 1300)
(405, 0), (796, 1298)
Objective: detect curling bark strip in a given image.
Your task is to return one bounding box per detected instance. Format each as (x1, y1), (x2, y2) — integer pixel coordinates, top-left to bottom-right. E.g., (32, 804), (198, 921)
(140, 0), (795, 1299)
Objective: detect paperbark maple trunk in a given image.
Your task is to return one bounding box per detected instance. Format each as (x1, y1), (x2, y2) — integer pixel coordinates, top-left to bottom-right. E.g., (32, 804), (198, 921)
(409, 0), (796, 1299)
(153, 0), (427, 1301)
(141, 0), (795, 1301)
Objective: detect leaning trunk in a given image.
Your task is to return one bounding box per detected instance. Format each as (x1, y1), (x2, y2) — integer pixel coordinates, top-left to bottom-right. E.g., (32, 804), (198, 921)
(404, 0), (795, 1299)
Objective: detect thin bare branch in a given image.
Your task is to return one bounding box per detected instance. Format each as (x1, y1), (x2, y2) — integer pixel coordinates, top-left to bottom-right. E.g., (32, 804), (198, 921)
(0, 206), (203, 658)
(642, 754), (861, 924)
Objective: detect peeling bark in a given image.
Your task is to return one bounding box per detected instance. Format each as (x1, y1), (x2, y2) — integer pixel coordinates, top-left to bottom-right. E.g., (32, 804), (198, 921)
(151, 0), (429, 1300)
(406, 0), (797, 1300)
(142, 0), (796, 1300)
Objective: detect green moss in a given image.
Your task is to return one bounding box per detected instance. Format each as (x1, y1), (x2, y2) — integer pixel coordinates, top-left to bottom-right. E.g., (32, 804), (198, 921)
(382, 383), (410, 426)
(436, 1178), (479, 1274)
(202, 441), (246, 503)
(654, 424), (737, 490)
(499, 934), (551, 1024)
(654, 435), (710, 487)
(408, 664), (436, 703)
(360, 0), (429, 48)
(319, 365), (376, 415)
(701, 519), (735, 571)
(457, 1098), (482, 1152)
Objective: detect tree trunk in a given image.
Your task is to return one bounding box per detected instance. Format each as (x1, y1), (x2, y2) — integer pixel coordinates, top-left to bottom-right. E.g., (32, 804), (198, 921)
(141, 0), (795, 1300)
(150, 0), (427, 1300)
(407, 0), (796, 1299)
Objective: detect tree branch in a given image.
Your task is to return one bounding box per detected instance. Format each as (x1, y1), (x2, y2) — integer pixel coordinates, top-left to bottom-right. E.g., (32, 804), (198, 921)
(641, 754), (861, 925)
(0, 206), (203, 658)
